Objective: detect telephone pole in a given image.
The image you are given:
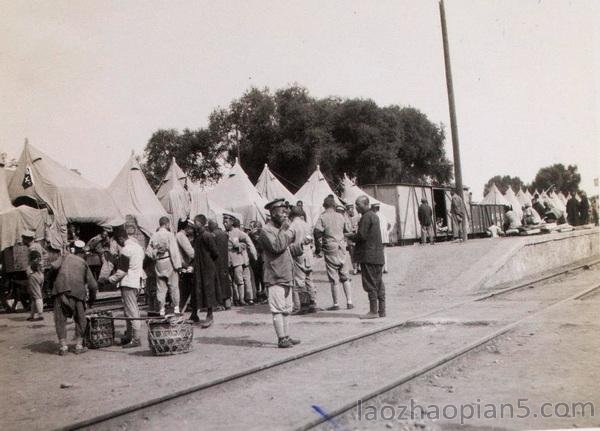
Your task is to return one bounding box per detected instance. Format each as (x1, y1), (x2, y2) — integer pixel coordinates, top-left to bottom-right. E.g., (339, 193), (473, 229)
(439, 0), (463, 194)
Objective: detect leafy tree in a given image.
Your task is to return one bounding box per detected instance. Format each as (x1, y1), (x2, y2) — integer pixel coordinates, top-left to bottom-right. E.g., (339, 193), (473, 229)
(531, 163), (581, 194)
(483, 175), (525, 195)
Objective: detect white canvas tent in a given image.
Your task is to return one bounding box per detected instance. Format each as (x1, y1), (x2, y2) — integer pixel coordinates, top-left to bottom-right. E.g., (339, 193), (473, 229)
(548, 191), (566, 212)
(8, 143), (123, 227)
(557, 191), (568, 205)
(480, 183), (509, 206)
(108, 155), (167, 236)
(525, 189), (534, 202)
(156, 158), (190, 225)
(340, 173), (397, 243)
(189, 184), (243, 228)
(0, 167), (49, 251)
(504, 187), (523, 222)
(255, 164), (294, 202)
(516, 188), (530, 207)
(207, 159), (268, 227)
(294, 165), (342, 226)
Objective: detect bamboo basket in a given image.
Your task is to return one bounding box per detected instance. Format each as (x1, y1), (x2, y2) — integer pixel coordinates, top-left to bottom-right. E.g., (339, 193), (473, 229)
(147, 317), (193, 356)
(86, 311), (115, 348)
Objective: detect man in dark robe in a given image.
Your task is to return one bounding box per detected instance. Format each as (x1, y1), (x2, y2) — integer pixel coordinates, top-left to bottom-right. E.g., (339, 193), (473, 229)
(192, 214), (220, 328)
(207, 219), (232, 309)
(566, 194), (580, 226)
(578, 192), (590, 225)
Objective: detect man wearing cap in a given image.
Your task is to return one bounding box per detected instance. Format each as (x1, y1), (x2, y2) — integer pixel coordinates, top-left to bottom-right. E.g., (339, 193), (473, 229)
(450, 189), (468, 242)
(22, 230), (45, 321)
(350, 195), (386, 319)
(146, 216), (182, 316)
(258, 198), (303, 348)
(296, 200), (307, 222)
(47, 241), (98, 355)
(418, 197), (435, 245)
(314, 196), (354, 311)
(176, 219), (195, 316)
(371, 203), (391, 273)
(223, 213), (256, 306)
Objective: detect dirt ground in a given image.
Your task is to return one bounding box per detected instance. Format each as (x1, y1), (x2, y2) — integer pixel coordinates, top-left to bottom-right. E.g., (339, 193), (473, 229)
(0, 232), (597, 430)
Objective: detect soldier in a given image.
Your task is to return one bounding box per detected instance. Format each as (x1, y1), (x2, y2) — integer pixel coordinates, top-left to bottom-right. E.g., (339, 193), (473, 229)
(146, 216), (182, 316)
(176, 220), (195, 317)
(450, 189), (468, 242)
(314, 197), (354, 311)
(207, 219), (232, 309)
(223, 213), (256, 306)
(289, 206), (316, 314)
(258, 198), (304, 348)
(345, 204), (361, 275)
(350, 195), (386, 319)
(191, 215), (220, 328)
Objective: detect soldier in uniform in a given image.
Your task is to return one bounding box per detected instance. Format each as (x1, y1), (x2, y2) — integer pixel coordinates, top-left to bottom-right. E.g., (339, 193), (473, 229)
(22, 230), (45, 321)
(223, 213), (256, 306)
(313, 196), (354, 311)
(258, 198), (304, 348)
(207, 219), (232, 309)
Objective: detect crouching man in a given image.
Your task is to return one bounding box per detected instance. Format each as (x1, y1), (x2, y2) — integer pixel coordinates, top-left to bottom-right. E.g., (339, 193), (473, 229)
(258, 198), (305, 348)
(48, 242), (98, 355)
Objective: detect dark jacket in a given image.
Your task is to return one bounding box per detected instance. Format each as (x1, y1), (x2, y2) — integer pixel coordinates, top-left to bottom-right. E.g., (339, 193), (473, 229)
(258, 224), (302, 287)
(579, 197), (590, 225)
(533, 201), (546, 220)
(351, 210), (384, 265)
(193, 229), (220, 308)
(418, 203), (433, 227)
(566, 197), (579, 226)
(212, 228), (231, 301)
(51, 253), (97, 301)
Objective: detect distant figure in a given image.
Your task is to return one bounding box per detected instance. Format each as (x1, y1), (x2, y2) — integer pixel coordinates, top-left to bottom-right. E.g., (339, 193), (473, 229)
(345, 203), (361, 275)
(544, 202), (565, 224)
(522, 202), (542, 226)
(418, 198), (435, 245)
(371, 203), (390, 273)
(48, 242), (98, 355)
(223, 213), (256, 306)
(566, 193), (580, 226)
(208, 219), (232, 310)
(532, 194), (546, 222)
(313, 196), (353, 311)
(487, 222), (503, 238)
(450, 190), (468, 242)
(350, 195), (385, 319)
(289, 206), (316, 314)
(192, 214), (220, 328)
(503, 206), (521, 232)
(578, 192), (590, 225)
(258, 198), (303, 348)
(22, 230), (45, 322)
(146, 216), (182, 316)
(176, 220), (195, 316)
(295, 200), (307, 222)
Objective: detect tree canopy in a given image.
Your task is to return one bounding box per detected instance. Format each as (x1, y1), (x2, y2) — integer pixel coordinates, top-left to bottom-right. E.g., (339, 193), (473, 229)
(531, 163), (581, 194)
(483, 175), (525, 195)
(142, 85), (453, 191)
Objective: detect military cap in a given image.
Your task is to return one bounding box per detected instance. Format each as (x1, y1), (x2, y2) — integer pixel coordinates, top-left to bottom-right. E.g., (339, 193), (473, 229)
(264, 198), (287, 211)
(222, 211), (239, 222)
(73, 240), (85, 249)
(371, 202), (381, 209)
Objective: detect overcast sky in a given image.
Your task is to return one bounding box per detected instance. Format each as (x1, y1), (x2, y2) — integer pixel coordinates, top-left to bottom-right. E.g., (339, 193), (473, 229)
(1, 0), (598, 199)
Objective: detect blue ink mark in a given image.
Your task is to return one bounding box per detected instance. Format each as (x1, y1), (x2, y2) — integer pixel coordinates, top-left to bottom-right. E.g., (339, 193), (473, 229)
(311, 405), (345, 431)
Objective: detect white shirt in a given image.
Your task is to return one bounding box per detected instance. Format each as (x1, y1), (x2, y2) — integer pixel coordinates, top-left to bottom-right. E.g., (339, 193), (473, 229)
(117, 238), (145, 289)
(375, 212), (390, 243)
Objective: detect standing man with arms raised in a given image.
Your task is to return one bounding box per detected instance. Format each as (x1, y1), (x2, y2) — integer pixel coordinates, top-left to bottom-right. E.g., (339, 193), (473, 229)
(258, 198), (304, 348)
(350, 196), (386, 320)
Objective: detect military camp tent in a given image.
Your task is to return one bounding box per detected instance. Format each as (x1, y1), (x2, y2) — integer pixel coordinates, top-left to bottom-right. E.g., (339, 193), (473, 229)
(8, 143), (123, 227)
(516, 189), (530, 207)
(189, 184), (243, 228)
(156, 158), (190, 225)
(207, 159), (268, 226)
(525, 189), (534, 202)
(108, 155), (167, 236)
(480, 183), (509, 206)
(341, 173), (397, 243)
(504, 187), (523, 222)
(0, 167), (50, 251)
(255, 164), (294, 202)
(548, 191), (566, 212)
(294, 165), (342, 226)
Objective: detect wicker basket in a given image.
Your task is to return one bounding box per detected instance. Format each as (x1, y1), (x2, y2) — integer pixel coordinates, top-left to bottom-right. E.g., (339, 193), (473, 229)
(86, 312), (115, 349)
(147, 317), (193, 356)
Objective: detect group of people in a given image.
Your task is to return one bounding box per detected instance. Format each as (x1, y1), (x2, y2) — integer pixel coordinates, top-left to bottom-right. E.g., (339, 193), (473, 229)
(22, 191), (391, 353)
(488, 191), (593, 237)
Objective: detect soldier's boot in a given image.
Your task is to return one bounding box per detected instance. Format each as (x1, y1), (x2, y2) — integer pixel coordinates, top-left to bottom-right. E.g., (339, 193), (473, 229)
(360, 299), (379, 320)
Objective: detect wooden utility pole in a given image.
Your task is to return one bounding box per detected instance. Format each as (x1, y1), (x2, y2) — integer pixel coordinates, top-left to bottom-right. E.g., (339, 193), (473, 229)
(439, 0), (463, 194)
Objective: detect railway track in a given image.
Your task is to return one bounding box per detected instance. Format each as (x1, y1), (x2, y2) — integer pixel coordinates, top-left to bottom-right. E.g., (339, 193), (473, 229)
(61, 259), (600, 430)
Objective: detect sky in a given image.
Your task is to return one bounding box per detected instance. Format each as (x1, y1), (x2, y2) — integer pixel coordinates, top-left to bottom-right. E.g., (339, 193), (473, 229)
(1, 0), (598, 199)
